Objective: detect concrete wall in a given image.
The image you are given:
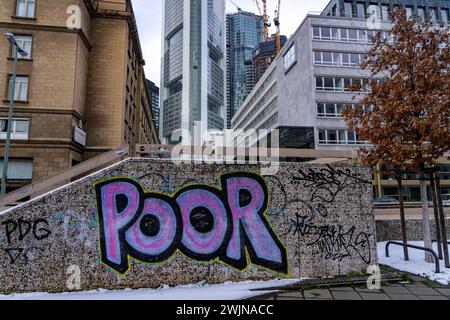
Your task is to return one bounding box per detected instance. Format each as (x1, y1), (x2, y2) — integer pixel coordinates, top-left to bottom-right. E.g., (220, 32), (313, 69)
(377, 219), (450, 242)
(0, 159), (377, 294)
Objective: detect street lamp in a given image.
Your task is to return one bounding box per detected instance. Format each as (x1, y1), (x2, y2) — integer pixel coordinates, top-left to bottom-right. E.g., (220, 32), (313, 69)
(1, 33), (28, 196)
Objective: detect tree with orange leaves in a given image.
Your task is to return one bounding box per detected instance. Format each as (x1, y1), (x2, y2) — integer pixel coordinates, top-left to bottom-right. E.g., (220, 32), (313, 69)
(343, 8), (450, 264)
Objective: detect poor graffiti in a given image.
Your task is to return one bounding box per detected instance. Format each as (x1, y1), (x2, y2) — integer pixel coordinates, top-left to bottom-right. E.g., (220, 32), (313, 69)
(94, 172), (288, 276)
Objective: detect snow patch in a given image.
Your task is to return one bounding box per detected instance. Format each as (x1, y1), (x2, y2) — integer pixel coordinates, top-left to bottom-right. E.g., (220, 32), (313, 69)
(378, 241), (450, 285)
(0, 279), (303, 300)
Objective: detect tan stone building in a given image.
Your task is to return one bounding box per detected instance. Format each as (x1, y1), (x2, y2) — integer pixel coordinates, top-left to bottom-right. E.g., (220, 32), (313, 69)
(0, 0), (159, 192)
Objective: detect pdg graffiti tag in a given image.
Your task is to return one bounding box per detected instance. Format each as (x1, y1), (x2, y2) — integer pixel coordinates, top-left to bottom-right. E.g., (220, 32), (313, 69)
(94, 172), (288, 276)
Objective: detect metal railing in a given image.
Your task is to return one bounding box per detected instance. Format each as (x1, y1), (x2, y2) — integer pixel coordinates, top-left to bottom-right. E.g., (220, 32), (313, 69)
(385, 241), (441, 273)
(0, 146), (129, 211)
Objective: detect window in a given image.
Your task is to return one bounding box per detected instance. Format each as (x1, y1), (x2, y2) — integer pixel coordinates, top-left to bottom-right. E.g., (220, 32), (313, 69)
(357, 2), (366, 18)
(318, 129), (369, 145)
(429, 8), (438, 22)
(331, 28), (340, 41)
(381, 5), (389, 20)
(13, 35), (32, 59)
(324, 77), (334, 91)
(344, 1), (354, 17)
(321, 27), (331, 40)
(283, 44), (296, 71)
(0, 118), (29, 140)
(8, 76), (29, 101)
(16, 0), (36, 18)
(441, 9), (449, 25)
(0, 159), (33, 180)
(322, 52), (332, 65)
(168, 28), (183, 47)
(313, 26), (320, 39)
(331, 4), (338, 17)
(406, 6), (413, 19)
(350, 53), (361, 66)
(313, 26), (388, 44)
(417, 7), (425, 20)
(314, 51), (321, 64)
(340, 29), (349, 42)
(333, 52), (342, 65)
(313, 51), (363, 67)
(348, 29), (359, 42)
(317, 103), (345, 118)
(315, 77), (372, 92)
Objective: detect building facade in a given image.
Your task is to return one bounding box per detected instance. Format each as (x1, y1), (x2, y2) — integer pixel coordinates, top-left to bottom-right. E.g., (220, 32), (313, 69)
(225, 10), (263, 129)
(160, 0), (226, 144)
(146, 79), (160, 133)
(231, 0), (450, 200)
(0, 0), (159, 192)
(253, 34), (287, 84)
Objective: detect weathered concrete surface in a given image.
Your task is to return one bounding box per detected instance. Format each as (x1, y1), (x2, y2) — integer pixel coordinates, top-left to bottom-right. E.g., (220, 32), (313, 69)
(0, 159), (377, 294)
(376, 219), (450, 242)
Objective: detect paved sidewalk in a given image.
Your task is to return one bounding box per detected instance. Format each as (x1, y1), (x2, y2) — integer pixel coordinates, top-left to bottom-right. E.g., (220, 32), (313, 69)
(250, 273), (450, 301)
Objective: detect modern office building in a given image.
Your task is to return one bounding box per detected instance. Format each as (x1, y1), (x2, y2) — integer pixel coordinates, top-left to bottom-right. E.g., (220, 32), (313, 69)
(253, 34), (287, 84)
(231, 0), (450, 200)
(160, 0), (226, 144)
(226, 11), (263, 129)
(0, 0), (159, 192)
(146, 80), (160, 133)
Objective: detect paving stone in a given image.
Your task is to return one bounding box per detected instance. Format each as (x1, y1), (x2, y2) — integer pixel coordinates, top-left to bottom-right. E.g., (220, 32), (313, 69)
(405, 286), (442, 296)
(437, 288), (450, 296)
(277, 292), (304, 299)
(418, 295), (449, 300)
(277, 296), (305, 301)
(382, 286), (412, 294)
(358, 292), (391, 300)
(355, 287), (383, 293)
(330, 287), (355, 292)
(304, 289), (333, 300)
(331, 291), (362, 300)
(387, 294), (420, 300)
(258, 296), (275, 300)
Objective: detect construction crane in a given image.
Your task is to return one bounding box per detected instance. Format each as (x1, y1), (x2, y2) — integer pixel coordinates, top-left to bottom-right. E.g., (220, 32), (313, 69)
(274, 0), (281, 53)
(228, 0), (242, 12)
(254, 0), (271, 42)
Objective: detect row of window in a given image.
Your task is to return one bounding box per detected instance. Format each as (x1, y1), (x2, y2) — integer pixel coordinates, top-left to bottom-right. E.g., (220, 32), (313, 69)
(315, 77), (379, 92)
(314, 51), (364, 67)
(328, 2), (450, 25)
(231, 68), (276, 128)
(313, 26), (392, 44)
(0, 118), (29, 140)
(317, 103), (373, 118)
(318, 129), (369, 146)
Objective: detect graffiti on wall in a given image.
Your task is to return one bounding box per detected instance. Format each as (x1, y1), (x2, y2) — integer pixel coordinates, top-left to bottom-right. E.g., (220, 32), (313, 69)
(288, 213), (372, 263)
(94, 172), (288, 276)
(1, 218), (52, 264)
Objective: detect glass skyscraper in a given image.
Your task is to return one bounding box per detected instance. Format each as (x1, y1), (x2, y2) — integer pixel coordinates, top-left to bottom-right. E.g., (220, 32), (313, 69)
(160, 0), (226, 144)
(226, 11), (263, 129)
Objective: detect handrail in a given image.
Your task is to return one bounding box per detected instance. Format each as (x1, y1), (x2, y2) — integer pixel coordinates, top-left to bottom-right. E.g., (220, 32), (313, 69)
(385, 241), (441, 273)
(136, 144), (357, 160)
(0, 146), (129, 210)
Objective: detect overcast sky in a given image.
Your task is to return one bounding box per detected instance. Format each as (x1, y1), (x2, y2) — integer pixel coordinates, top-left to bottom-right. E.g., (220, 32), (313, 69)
(133, 0), (331, 86)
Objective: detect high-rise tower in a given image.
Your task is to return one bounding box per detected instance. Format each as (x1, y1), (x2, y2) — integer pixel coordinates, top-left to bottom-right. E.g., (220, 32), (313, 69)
(160, 0), (226, 144)
(226, 11), (264, 129)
